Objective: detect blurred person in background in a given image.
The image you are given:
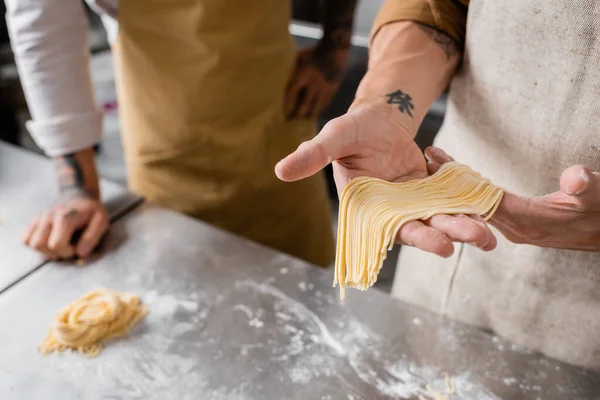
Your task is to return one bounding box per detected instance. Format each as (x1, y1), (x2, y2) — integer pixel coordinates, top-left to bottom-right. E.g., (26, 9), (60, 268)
(277, 0), (600, 368)
(6, 0), (358, 267)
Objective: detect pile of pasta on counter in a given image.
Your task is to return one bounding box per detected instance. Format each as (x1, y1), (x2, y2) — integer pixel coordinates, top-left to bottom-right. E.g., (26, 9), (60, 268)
(39, 289), (148, 357)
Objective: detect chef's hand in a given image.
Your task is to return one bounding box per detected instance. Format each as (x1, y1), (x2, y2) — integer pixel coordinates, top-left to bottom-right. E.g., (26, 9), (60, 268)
(275, 104), (497, 257)
(285, 44), (348, 119)
(426, 147), (600, 251)
(21, 148), (109, 260)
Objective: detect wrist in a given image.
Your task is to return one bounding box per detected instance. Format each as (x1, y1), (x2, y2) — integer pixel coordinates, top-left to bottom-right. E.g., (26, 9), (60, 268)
(55, 147), (101, 201)
(349, 98), (418, 139)
(317, 37), (350, 55)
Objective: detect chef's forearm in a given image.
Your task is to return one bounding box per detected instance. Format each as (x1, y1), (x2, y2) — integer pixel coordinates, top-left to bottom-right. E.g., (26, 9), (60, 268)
(55, 148), (101, 201)
(5, 0), (103, 157)
(319, 0), (358, 52)
(350, 21), (461, 137)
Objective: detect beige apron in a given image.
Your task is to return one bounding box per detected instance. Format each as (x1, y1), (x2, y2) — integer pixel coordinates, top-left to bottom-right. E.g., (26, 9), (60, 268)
(112, 0), (335, 266)
(393, 0), (600, 368)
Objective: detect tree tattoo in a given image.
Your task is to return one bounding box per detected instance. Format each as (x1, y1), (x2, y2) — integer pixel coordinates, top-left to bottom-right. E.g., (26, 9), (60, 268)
(386, 90), (415, 117)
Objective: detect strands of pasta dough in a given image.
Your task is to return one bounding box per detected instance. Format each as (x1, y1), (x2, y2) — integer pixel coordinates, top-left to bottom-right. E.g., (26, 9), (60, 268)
(335, 162), (504, 299)
(39, 289), (148, 357)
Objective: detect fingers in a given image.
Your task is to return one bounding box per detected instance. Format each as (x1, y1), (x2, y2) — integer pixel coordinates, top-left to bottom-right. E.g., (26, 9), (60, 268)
(560, 165), (600, 202)
(21, 218), (38, 245)
(425, 147), (455, 176)
(296, 86), (317, 119)
(426, 162), (441, 176)
(424, 146), (454, 164)
(396, 220), (455, 258)
(76, 210), (109, 257)
(47, 210), (79, 259)
(426, 214), (497, 251)
(27, 214), (56, 258)
(560, 165), (590, 196)
(312, 89), (336, 118)
(275, 115), (357, 182)
(287, 81), (334, 119)
(286, 85), (308, 119)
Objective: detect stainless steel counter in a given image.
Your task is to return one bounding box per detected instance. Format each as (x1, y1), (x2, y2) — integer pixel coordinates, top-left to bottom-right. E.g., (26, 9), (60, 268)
(0, 141), (142, 291)
(0, 204), (598, 399)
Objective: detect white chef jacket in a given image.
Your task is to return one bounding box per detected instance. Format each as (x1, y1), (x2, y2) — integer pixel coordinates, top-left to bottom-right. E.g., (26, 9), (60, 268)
(5, 0), (118, 156)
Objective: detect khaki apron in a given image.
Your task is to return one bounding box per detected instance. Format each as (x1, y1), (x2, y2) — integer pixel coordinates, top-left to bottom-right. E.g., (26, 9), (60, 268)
(393, 0), (600, 368)
(112, 0), (335, 266)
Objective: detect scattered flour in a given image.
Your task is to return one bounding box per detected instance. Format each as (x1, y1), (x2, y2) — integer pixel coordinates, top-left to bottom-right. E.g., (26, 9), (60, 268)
(233, 304), (253, 319)
(143, 290), (199, 318)
(236, 280), (502, 400)
(289, 366), (312, 384)
(503, 377), (517, 386)
(248, 318), (264, 328)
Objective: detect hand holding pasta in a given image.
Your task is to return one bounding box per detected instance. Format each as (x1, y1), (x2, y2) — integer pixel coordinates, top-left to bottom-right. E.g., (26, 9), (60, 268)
(276, 104), (498, 257)
(334, 161), (504, 299)
(427, 147), (600, 252)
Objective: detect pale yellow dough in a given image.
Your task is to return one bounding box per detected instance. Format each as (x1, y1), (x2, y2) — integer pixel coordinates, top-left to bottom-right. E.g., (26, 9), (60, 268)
(334, 162), (504, 299)
(39, 289), (148, 357)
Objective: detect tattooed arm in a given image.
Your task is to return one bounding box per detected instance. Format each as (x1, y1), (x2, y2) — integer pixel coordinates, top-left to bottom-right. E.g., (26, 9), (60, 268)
(349, 21), (461, 136)
(22, 148), (109, 260)
(56, 149), (100, 201)
(285, 0), (358, 119)
(276, 21), (495, 258)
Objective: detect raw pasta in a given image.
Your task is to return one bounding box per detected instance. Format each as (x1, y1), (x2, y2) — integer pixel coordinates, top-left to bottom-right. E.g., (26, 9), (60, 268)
(39, 289), (148, 357)
(334, 162), (504, 299)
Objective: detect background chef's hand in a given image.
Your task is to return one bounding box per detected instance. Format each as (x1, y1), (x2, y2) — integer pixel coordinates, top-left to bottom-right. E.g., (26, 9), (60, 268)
(275, 104), (497, 257)
(22, 196), (108, 260)
(426, 146), (600, 251)
(21, 148), (109, 260)
(285, 45), (348, 119)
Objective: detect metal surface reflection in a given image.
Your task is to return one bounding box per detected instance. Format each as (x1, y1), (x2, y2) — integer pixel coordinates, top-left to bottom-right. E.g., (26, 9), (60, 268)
(0, 142), (142, 291)
(0, 205), (598, 399)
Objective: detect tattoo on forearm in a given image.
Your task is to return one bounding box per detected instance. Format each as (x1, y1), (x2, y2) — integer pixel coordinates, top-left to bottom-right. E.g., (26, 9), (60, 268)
(416, 23), (459, 60)
(306, 0), (357, 83)
(386, 90), (415, 118)
(321, 0), (357, 51)
(56, 154), (90, 199)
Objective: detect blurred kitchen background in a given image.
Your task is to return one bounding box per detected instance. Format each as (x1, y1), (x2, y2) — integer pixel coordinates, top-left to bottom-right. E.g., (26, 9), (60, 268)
(0, 0), (448, 293)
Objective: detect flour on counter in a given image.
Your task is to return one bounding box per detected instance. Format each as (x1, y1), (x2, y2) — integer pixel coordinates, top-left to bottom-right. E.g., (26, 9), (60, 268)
(237, 280), (345, 357)
(234, 280), (502, 400)
(233, 304), (253, 319)
(248, 318), (264, 328)
(143, 290), (200, 318)
(503, 377), (517, 386)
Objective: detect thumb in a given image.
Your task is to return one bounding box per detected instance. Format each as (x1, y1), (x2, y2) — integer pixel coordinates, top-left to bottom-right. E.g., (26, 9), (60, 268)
(560, 165), (600, 201)
(275, 115), (357, 182)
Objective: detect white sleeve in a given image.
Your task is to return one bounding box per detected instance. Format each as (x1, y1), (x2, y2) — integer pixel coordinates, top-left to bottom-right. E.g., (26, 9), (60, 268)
(5, 0), (103, 157)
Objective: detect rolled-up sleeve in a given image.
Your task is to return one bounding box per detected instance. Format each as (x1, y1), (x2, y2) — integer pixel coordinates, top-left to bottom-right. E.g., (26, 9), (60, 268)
(5, 0), (102, 157)
(371, 0), (469, 48)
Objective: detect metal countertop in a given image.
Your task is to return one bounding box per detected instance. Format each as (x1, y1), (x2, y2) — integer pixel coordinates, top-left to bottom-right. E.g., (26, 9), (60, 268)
(0, 141), (142, 291)
(0, 204), (598, 399)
